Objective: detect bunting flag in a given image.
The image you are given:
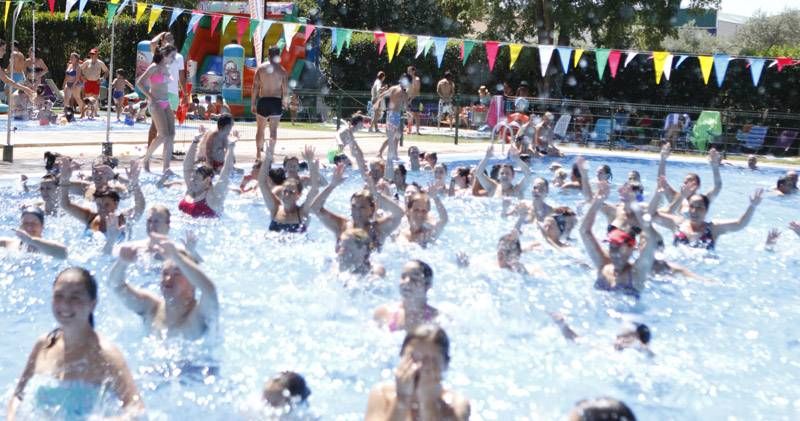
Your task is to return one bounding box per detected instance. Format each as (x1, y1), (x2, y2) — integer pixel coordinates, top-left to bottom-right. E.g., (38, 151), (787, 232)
(4, 1), (10, 25)
(249, 19), (260, 41)
(147, 5), (163, 32)
(208, 14), (221, 36)
(374, 32), (386, 55)
(48, 0), (55, 14)
(236, 17), (249, 44)
(775, 57), (793, 72)
(608, 50), (621, 78)
(222, 15), (233, 33)
(539, 45), (555, 76)
(698, 55), (713, 85)
(485, 41), (500, 71)
(135, 2), (148, 23)
(507, 44), (522, 69)
(283, 23), (299, 50)
(385, 33), (400, 62)
(345, 30), (352, 48)
(415, 36), (431, 58)
(423, 39), (434, 56)
(662, 54), (674, 81)
(106, 3), (119, 26)
(258, 19), (272, 41)
(652, 51), (668, 84)
(556, 47), (571, 74)
(713, 54), (730, 87)
(64, 0), (78, 20)
(748, 58), (765, 86)
(303, 24), (315, 42)
(397, 35), (409, 55)
(675, 55), (688, 69)
(187, 11), (203, 35)
(432, 37), (448, 68)
(595, 48), (610, 79)
(623, 51), (638, 68)
(77, 0), (89, 19)
(169, 8), (183, 28)
(335, 28), (349, 57)
(461, 40), (475, 65)
(330, 27), (337, 53)
(573, 48), (584, 67)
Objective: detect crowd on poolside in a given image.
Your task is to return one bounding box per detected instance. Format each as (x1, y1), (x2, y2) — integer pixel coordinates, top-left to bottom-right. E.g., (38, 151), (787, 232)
(4, 39), (800, 420)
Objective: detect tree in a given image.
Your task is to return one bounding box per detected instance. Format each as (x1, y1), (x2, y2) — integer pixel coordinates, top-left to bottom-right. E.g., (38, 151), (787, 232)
(662, 22), (736, 55)
(734, 9), (800, 55)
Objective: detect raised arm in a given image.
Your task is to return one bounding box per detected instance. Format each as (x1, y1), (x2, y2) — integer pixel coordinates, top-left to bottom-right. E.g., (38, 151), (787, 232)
(153, 234), (218, 324)
(575, 156), (592, 201)
(510, 148), (532, 197)
(13, 229), (67, 259)
(123, 160), (145, 222)
(712, 188), (763, 237)
(631, 204), (659, 289)
(58, 159), (93, 224)
(657, 143), (677, 199)
(375, 185), (406, 240)
(348, 139), (372, 185)
(257, 138), (280, 216)
(653, 180), (692, 230)
(475, 144), (498, 194)
(705, 148), (722, 201)
(300, 145), (320, 215)
(209, 132), (237, 209)
(429, 185), (449, 241)
(108, 247), (161, 317)
(308, 163), (348, 235)
(579, 182), (610, 269)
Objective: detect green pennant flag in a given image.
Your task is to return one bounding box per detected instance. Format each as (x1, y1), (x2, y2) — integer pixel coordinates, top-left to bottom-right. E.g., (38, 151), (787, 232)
(423, 39), (433, 56)
(335, 28), (348, 56)
(106, 3), (119, 26)
(344, 29), (353, 48)
(462, 40), (475, 65)
(222, 15), (233, 33)
(595, 48), (610, 80)
(249, 19), (260, 40)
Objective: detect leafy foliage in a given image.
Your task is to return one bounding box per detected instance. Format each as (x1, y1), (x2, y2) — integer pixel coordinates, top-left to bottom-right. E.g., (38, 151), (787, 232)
(735, 9), (800, 56)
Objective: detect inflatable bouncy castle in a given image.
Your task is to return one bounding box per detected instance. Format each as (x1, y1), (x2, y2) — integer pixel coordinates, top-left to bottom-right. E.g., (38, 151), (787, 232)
(137, 1), (309, 118)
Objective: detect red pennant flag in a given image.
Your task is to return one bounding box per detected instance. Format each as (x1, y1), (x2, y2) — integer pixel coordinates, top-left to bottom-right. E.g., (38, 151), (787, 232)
(303, 24), (316, 42)
(485, 41), (500, 71)
(776, 57), (793, 72)
(48, 0), (55, 14)
(608, 50), (622, 78)
(374, 32), (386, 55)
(236, 17), (249, 44)
(210, 14), (222, 36)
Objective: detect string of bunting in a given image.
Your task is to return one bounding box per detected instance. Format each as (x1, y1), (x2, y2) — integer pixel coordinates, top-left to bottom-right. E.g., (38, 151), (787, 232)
(13, 0), (800, 87)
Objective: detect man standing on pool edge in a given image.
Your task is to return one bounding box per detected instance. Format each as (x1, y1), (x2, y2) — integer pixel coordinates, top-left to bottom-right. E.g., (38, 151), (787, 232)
(80, 48), (109, 119)
(253, 46), (289, 160)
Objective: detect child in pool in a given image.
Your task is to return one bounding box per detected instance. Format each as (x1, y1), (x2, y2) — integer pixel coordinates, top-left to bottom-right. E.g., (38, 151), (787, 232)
(111, 69), (134, 121)
(84, 97), (98, 119)
(37, 100), (55, 126)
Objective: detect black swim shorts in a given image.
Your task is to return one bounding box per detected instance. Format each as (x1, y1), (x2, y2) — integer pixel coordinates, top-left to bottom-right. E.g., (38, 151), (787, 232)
(256, 97), (283, 118)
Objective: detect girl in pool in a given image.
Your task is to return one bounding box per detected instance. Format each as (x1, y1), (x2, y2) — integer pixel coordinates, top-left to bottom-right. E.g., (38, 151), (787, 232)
(108, 234), (219, 340)
(118, 205), (202, 262)
(559, 161), (586, 193)
(653, 184), (764, 251)
(657, 144), (722, 213)
(474, 144), (531, 198)
(59, 158), (144, 234)
(137, 44), (177, 174)
(258, 139), (320, 234)
(7, 267), (143, 420)
(0, 206), (67, 259)
(400, 186), (448, 246)
(262, 371), (313, 416)
(573, 156), (613, 201)
(580, 182), (659, 296)
(374, 260), (439, 332)
(448, 166), (473, 197)
(432, 163), (448, 191)
(336, 228), (385, 277)
(365, 325), (470, 420)
(177, 125), (237, 218)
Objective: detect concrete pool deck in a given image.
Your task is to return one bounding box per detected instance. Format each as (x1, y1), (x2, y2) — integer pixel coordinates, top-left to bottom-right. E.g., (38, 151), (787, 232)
(1, 125), (797, 177)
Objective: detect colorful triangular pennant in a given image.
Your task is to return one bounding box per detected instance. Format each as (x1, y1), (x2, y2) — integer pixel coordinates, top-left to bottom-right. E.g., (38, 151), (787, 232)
(222, 15), (233, 33)
(65, 0), (78, 20)
(415, 36), (431, 58)
(236, 17), (249, 44)
(675, 55), (688, 69)
(556, 47), (571, 74)
(652, 51), (668, 84)
(147, 5), (163, 33)
(283, 23), (299, 50)
(485, 41), (500, 71)
(105, 3), (119, 27)
(508, 44), (523, 69)
(432, 37), (447, 68)
(461, 40), (475, 65)
(77, 0), (89, 20)
(748, 58), (765, 86)
(135, 2), (148, 24)
(698, 55), (713, 85)
(608, 50), (621, 78)
(397, 35), (409, 55)
(210, 14), (222, 36)
(186, 12), (203, 35)
(374, 32), (386, 55)
(713, 54), (730, 87)
(538, 45), (555, 76)
(169, 8), (183, 28)
(385, 33), (400, 62)
(303, 24), (315, 42)
(335, 28), (350, 57)
(662, 54), (674, 81)
(573, 48), (584, 67)
(624, 51), (638, 68)
(595, 48), (610, 79)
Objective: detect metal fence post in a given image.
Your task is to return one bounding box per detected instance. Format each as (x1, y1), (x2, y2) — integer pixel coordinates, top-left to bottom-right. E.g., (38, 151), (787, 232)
(454, 94), (460, 145)
(336, 93), (342, 131)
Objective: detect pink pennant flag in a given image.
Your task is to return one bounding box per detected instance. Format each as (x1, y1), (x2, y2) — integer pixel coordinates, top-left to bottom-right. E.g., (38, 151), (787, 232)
(210, 14), (222, 36)
(303, 24), (315, 42)
(236, 17), (249, 44)
(374, 31), (386, 55)
(608, 50), (621, 78)
(776, 57), (793, 72)
(485, 41), (500, 71)
(48, 0), (55, 14)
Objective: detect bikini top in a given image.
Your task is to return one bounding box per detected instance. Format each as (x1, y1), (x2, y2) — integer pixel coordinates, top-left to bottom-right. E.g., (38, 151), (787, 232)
(269, 206), (307, 233)
(388, 305), (435, 332)
(65, 68), (77, 77)
(673, 222), (715, 250)
(34, 378), (106, 418)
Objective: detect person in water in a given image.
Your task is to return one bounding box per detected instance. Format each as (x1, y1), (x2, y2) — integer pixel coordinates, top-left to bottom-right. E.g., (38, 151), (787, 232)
(118, 205), (202, 262)
(374, 260), (439, 332)
(7, 267), (143, 420)
(580, 182), (659, 296)
(336, 228), (385, 277)
(365, 325), (470, 420)
(0, 206), (67, 259)
(474, 144), (531, 198)
(400, 186), (448, 246)
(262, 371), (311, 415)
(197, 114), (236, 174)
(108, 234), (219, 340)
(178, 125), (237, 218)
(257, 138), (320, 233)
(551, 313), (654, 356)
(566, 397), (637, 421)
(657, 144), (723, 212)
(59, 158), (144, 234)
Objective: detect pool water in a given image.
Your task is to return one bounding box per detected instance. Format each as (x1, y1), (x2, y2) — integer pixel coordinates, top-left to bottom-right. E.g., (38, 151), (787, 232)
(0, 154), (799, 419)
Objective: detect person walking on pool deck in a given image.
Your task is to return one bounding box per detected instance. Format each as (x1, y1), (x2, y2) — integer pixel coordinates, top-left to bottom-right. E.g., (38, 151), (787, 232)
(405, 66), (422, 135)
(376, 76), (410, 161)
(137, 45), (178, 174)
(253, 46), (289, 161)
(109, 234), (219, 340)
(147, 32), (187, 149)
(79, 48), (108, 119)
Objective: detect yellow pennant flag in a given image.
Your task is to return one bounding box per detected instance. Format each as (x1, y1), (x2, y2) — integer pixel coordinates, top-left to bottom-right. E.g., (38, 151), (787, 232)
(110, 0), (119, 3)
(147, 5), (163, 33)
(653, 51), (668, 84)
(573, 48), (584, 67)
(385, 33), (400, 62)
(3, 1), (9, 25)
(397, 35), (409, 55)
(135, 2), (148, 23)
(698, 55), (713, 85)
(508, 44), (523, 69)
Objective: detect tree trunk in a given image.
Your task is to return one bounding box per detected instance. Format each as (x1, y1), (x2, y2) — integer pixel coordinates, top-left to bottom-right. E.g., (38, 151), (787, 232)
(535, 0), (555, 98)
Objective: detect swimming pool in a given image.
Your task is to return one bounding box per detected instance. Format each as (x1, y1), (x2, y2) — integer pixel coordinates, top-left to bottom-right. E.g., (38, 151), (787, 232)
(1, 153), (798, 419)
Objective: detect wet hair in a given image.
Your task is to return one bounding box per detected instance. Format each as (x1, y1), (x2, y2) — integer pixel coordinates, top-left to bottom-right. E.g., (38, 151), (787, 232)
(400, 325), (450, 369)
(268, 167), (286, 185)
(333, 154), (350, 165)
(149, 205), (171, 223)
(22, 206), (45, 225)
(268, 46), (281, 59)
(43, 151), (61, 171)
(533, 177), (549, 191)
(444, 70), (452, 80)
(490, 164), (501, 181)
(498, 233), (522, 257)
(569, 397), (636, 420)
(283, 155), (300, 168)
(499, 163), (515, 177)
(425, 152), (438, 164)
(777, 176), (789, 189)
(54, 267), (98, 331)
(689, 193), (710, 210)
(396, 163), (408, 177)
(407, 192), (431, 211)
(635, 323), (651, 344)
(215, 94), (223, 102)
(553, 206), (576, 217)
(571, 163), (582, 180)
(217, 114), (233, 130)
(434, 163), (448, 173)
(457, 166), (470, 178)
(349, 112), (365, 126)
(628, 170), (641, 181)
(195, 164), (215, 179)
(408, 259), (433, 287)
(350, 189), (376, 208)
(93, 188), (121, 203)
(283, 178), (303, 194)
(152, 44), (177, 64)
(598, 164), (612, 180)
(685, 172), (701, 186)
(266, 371), (311, 403)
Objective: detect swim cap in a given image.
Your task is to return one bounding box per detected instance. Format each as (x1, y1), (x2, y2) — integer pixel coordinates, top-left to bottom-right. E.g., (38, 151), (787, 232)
(606, 229), (635, 247)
